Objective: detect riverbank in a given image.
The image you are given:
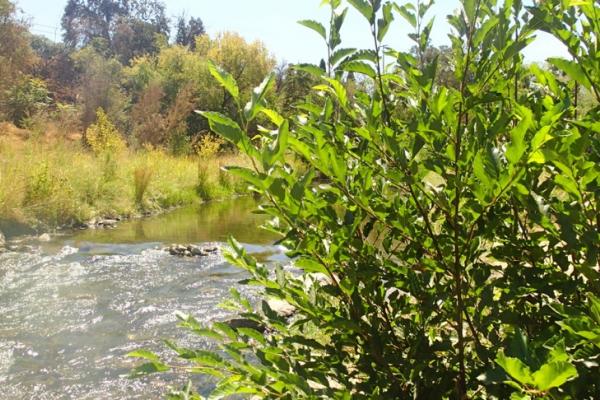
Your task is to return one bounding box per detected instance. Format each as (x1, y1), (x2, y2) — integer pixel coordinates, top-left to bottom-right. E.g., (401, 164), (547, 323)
(0, 131), (250, 232)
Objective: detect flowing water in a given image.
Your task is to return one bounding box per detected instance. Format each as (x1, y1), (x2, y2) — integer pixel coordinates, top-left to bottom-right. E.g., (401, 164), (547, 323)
(0, 198), (284, 399)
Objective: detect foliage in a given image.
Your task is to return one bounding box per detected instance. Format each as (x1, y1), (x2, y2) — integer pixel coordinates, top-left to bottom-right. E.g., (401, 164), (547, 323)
(0, 0), (35, 104)
(85, 108), (125, 155)
(2, 76), (51, 127)
(131, 0), (600, 399)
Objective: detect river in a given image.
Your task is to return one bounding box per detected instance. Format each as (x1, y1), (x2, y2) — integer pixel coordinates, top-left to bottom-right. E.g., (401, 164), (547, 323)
(0, 197), (283, 399)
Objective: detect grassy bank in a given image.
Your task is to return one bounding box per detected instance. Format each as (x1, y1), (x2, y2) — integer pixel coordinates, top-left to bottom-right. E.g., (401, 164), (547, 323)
(0, 133), (250, 230)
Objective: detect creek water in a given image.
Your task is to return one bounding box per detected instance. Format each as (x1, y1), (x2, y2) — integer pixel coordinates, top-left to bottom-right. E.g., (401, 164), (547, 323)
(0, 197), (283, 399)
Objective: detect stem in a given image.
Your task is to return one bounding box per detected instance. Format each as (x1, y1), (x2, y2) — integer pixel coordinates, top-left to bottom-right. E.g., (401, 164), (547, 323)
(453, 1), (482, 397)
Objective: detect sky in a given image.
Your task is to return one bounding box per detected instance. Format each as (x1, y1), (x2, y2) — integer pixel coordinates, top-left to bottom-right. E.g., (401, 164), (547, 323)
(16, 0), (569, 64)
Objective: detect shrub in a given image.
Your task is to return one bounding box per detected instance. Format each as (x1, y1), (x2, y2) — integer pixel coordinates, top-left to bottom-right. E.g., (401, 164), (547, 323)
(131, 1), (599, 399)
(85, 108), (126, 155)
(133, 165), (153, 207)
(195, 133), (224, 158)
(196, 162), (211, 201)
(3, 77), (51, 127)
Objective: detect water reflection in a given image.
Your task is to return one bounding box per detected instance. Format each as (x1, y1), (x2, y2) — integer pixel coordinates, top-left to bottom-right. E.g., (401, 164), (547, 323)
(72, 197), (277, 245)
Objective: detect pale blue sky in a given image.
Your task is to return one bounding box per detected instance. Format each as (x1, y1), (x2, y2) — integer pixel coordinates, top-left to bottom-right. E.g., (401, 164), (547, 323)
(16, 0), (568, 64)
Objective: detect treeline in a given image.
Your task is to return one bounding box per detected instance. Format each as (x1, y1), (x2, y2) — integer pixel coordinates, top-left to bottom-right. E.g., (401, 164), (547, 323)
(0, 0), (320, 154)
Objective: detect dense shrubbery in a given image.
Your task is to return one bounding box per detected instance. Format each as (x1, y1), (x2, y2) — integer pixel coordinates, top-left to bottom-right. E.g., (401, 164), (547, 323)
(129, 0), (600, 399)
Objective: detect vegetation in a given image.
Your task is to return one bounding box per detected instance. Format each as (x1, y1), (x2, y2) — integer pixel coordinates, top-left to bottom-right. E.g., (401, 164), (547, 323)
(0, 0), (288, 228)
(0, 130), (249, 228)
(128, 0), (600, 399)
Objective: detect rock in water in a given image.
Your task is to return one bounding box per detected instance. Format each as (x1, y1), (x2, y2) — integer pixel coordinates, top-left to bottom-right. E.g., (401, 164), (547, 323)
(0, 230), (5, 247)
(165, 244), (218, 257)
(267, 299), (296, 318)
(38, 233), (51, 242)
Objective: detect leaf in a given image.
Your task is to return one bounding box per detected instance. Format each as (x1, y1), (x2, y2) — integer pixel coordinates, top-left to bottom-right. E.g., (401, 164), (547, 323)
(130, 361), (170, 377)
(393, 4), (416, 28)
(505, 107), (533, 165)
(330, 48), (356, 66)
(198, 111), (258, 158)
(547, 58), (592, 90)
(262, 120), (289, 168)
(323, 77), (348, 108)
(245, 73), (275, 121)
(532, 362), (578, 391)
(297, 20), (327, 40)
(377, 3), (394, 41)
(295, 257), (329, 274)
(127, 349), (160, 362)
(342, 61), (377, 79)
(496, 351), (534, 386)
(294, 63), (326, 77)
(207, 60), (239, 100)
(237, 327), (266, 345)
(348, 0), (374, 22)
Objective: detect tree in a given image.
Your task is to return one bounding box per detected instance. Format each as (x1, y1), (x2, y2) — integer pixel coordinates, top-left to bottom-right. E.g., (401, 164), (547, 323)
(3, 77), (51, 126)
(30, 35), (77, 102)
(175, 15), (205, 50)
(72, 46), (128, 130)
(195, 31), (275, 115)
(61, 0), (169, 62)
(0, 0), (35, 104)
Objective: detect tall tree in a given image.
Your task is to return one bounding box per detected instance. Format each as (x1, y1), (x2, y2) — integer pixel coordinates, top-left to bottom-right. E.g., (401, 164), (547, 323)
(175, 15), (205, 50)
(0, 0), (35, 97)
(61, 0), (169, 61)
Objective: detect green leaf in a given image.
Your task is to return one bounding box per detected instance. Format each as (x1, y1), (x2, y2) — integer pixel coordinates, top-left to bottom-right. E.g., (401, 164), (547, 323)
(130, 361), (170, 377)
(294, 63), (326, 77)
(127, 349), (160, 362)
(298, 20), (327, 40)
(547, 57), (592, 90)
(331, 48), (356, 66)
(377, 3), (394, 41)
(532, 361), (578, 391)
(237, 327), (267, 345)
(393, 4), (416, 28)
(348, 0), (374, 22)
(245, 73), (275, 121)
(342, 61), (377, 79)
(505, 107), (533, 165)
(295, 257), (329, 274)
(207, 60), (239, 100)
(199, 111), (258, 158)
(496, 351), (535, 386)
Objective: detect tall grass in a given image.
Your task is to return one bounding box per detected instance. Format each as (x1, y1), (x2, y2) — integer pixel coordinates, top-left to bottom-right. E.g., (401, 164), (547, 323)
(133, 165), (153, 206)
(0, 134), (250, 229)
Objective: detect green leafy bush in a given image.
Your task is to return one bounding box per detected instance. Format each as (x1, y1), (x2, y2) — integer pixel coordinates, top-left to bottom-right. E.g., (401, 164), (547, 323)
(3, 76), (51, 127)
(131, 0), (599, 398)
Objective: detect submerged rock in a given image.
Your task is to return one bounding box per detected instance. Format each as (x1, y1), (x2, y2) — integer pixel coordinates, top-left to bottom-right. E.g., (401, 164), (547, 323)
(165, 244), (220, 258)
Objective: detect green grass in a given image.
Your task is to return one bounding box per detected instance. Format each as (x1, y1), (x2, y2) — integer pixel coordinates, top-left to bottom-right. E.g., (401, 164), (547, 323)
(0, 136), (250, 229)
